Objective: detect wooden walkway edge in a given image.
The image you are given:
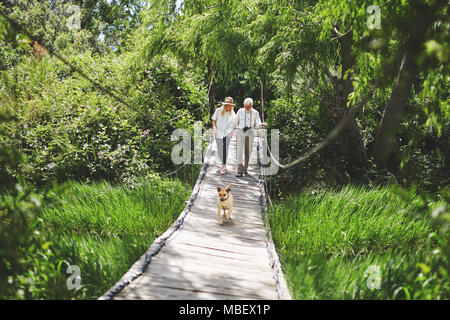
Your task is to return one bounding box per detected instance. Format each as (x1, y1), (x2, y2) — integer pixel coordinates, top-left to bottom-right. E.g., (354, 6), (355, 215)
(99, 131), (291, 300)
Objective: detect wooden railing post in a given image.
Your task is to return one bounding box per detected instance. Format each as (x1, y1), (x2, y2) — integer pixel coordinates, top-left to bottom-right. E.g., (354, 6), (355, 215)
(260, 80), (264, 122)
(207, 60), (215, 121)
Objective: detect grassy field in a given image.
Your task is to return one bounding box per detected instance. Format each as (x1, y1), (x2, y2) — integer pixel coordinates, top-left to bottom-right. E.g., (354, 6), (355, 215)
(29, 176), (191, 299)
(268, 185), (449, 299)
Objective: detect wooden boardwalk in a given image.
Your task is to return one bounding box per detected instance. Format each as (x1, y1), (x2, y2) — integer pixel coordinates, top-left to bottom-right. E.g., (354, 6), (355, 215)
(100, 131), (290, 300)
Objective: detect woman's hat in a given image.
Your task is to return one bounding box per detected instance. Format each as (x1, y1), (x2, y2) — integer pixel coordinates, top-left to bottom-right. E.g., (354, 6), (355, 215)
(221, 97), (235, 106)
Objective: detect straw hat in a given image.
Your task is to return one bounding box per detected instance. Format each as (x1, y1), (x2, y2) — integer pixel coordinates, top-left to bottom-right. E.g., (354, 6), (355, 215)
(221, 97), (235, 106)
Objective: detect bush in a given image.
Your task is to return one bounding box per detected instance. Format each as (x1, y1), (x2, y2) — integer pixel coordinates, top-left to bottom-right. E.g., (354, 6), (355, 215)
(0, 105), (63, 299)
(1, 51), (207, 185)
(268, 185), (449, 299)
(1, 175), (192, 299)
(265, 95), (345, 195)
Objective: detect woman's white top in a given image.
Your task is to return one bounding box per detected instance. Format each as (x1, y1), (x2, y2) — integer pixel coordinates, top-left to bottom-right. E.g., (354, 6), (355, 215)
(211, 106), (236, 138)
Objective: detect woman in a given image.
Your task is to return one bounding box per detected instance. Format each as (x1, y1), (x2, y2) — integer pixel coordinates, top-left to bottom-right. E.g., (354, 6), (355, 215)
(212, 97), (236, 174)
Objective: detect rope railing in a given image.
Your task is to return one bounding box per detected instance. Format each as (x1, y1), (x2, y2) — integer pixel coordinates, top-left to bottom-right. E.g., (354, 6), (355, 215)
(100, 137), (213, 300)
(258, 81), (365, 171)
(257, 81), (368, 212)
(159, 73), (214, 126)
(0, 7), (211, 130)
(265, 106), (358, 170)
(1, 2), (295, 300)
(160, 74), (215, 177)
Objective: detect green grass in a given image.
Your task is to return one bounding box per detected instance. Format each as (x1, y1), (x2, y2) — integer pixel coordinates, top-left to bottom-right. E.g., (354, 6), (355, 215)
(34, 176), (191, 299)
(268, 185), (447, 299)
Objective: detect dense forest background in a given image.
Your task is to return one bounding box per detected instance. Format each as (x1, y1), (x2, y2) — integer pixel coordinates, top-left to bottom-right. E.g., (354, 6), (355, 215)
(0, 0), (448, 299)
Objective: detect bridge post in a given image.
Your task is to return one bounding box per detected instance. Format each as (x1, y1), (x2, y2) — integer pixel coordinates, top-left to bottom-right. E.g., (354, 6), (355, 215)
(207, 60), (215, 124)
(260, 80), (264, 122)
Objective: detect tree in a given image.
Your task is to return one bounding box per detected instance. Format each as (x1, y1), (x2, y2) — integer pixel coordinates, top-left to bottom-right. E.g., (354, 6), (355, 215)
(318, 0), (448, 172)
(0, 0), (143, 54)
(372, 0), (448, 169)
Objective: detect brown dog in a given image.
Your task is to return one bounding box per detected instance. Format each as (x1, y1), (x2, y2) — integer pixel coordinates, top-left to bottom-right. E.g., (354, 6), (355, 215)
(217, 184), (233, 225)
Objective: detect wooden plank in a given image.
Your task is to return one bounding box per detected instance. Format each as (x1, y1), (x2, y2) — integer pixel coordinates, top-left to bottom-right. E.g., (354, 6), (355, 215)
(191, 202), (263, 212)
(145, 246), (274, 276)
(128, 273), (278, 300)
(167, 242), (269, 263)
(180, 213), (266, 229)
(118, 284), (252, 300)
(156, 246), (270, 269)
(147, 258), (275, 280)
(175, 240), (269, 257)
(170, 230), (268, 250)
(178, 224), (267, 242)
(144, 261), (276, 286)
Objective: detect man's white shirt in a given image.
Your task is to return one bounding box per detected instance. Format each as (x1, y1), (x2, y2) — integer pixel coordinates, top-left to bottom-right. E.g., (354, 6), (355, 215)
(231, 108), (262, 131)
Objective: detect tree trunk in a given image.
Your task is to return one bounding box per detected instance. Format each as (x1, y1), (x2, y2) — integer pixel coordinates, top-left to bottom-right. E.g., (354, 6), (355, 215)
(372, 48), (416, 169)
(327, 29), (368, 179)
(373, 2), (439, 169)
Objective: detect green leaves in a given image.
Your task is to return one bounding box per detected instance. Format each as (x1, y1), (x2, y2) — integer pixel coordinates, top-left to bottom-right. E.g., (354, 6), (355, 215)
(15, 33), (31, 49)
(425, 39), (449, 63)
(269, 184), (449, 299)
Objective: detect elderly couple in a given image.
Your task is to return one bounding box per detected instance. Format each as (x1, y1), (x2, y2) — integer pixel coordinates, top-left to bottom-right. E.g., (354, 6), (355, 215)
(212, 96), (266, 176)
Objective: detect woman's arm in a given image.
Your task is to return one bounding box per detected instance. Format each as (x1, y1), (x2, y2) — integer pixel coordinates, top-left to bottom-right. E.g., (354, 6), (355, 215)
(212, 120), (217, 136)
(229, 109), (240, 130)
(211, 109), (218, 136)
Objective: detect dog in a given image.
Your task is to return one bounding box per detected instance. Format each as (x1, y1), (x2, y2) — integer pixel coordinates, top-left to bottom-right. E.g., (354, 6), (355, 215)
(217, 184), (233, 225)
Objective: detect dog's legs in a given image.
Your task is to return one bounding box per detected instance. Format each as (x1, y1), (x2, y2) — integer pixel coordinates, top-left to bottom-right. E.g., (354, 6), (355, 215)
(218, 206), (223, 225)
(225, 208), (232, 222)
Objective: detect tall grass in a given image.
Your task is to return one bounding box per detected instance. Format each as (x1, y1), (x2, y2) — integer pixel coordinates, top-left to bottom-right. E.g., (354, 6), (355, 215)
(268, 185), (446, 299)
(31, 176), (191, 299)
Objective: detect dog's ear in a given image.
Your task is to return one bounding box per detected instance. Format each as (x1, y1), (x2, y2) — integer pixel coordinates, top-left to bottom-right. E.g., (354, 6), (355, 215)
(217, 187), (221, 193)
(226, 184), (231, 192)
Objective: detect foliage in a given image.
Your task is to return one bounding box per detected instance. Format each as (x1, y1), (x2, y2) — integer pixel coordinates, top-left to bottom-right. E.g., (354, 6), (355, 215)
(1, 0), (449, 300)
(0, 100), (62, 299)
(135, 0), (259, 87)
(264, 95), (343, 194)
(269, 184), (449, 299)
(0, 50), (206, 185)
(138, 0), (449, 188)
(2, 0), (143, 53)
(1, 176), (191, 299)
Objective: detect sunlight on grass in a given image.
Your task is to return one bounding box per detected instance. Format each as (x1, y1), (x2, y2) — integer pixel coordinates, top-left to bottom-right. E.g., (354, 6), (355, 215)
(268, 185), (438, 299)
(37, 177), (191, 299)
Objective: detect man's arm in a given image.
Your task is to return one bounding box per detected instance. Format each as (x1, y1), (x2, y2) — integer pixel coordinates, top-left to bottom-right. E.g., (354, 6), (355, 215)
(254, 110), (261, 128)
(254, 109), (267, 128)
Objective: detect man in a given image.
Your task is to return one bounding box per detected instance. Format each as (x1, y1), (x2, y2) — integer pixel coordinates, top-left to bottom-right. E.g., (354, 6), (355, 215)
(230, 98), (266, 177)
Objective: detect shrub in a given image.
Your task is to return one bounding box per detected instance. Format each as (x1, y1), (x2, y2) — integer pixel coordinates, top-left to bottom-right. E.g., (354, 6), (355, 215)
(1, 51), (207, 185)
